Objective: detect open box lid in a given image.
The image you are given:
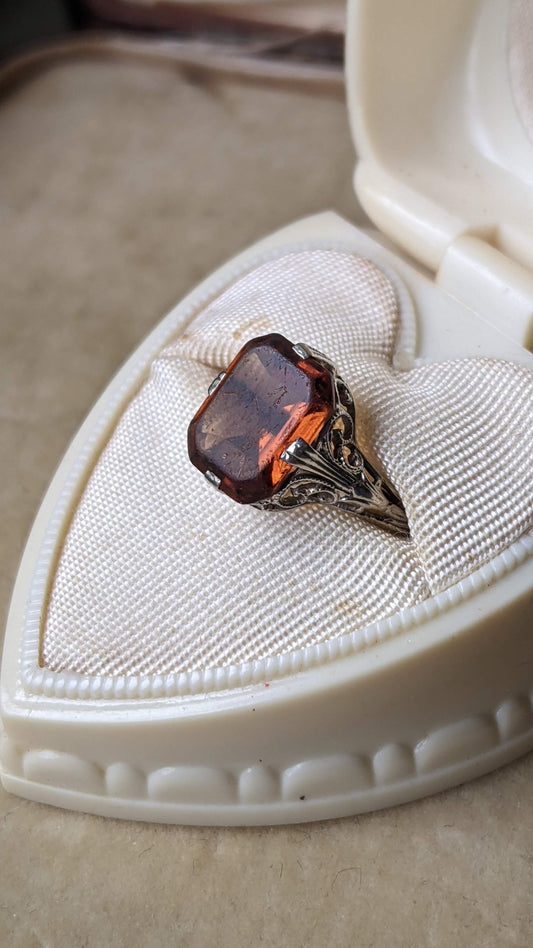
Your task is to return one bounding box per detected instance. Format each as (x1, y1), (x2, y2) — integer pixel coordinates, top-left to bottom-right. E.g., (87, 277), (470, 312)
(346, 0), (533, 349)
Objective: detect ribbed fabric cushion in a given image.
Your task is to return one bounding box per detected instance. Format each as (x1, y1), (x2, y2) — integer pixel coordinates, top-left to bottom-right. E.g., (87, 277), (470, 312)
(41, 250), (533, 676)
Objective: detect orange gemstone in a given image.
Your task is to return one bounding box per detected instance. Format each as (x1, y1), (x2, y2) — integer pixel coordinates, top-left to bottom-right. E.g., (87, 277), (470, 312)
(188, 333), (334, 503)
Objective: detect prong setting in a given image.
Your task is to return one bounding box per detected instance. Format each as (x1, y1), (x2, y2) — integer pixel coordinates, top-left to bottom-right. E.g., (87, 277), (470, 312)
(204, 470), (221, 489)
(208, 371), (226, 396)
(293, 343), (312, 360)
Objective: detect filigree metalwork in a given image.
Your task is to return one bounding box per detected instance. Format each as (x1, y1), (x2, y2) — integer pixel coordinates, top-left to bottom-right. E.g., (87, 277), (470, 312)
(254, 343), (410, 538)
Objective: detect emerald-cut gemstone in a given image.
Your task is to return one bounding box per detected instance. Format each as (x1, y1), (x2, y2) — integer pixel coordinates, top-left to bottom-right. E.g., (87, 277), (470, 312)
(187, 333), (334, 503)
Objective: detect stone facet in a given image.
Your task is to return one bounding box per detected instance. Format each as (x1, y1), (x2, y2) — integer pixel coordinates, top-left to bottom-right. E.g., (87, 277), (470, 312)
(188, 333), (334, 504)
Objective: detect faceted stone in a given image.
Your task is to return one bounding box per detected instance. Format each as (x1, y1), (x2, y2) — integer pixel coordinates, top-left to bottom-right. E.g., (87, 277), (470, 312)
(188, 333), (334, 504)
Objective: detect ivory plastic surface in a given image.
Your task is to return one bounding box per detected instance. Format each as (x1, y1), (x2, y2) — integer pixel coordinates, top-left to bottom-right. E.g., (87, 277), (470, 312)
(347, 0), (533, 351)
(1, 0), (533, 824)
(2, 210), (533, 825)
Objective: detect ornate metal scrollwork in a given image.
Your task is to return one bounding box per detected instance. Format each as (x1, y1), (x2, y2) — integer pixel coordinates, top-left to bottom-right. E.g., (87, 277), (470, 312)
(255, 344), (409, 538)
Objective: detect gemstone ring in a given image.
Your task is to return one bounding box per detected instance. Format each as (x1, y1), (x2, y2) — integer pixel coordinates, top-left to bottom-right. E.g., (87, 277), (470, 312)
(187, 333), (409, 537)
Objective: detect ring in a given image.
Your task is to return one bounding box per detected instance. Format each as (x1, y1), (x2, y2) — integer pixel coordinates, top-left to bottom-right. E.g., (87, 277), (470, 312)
(187, 333), (409, 537)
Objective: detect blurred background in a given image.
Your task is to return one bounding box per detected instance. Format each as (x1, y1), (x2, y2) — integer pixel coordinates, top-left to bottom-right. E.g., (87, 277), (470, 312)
(0, 0), (345, 71)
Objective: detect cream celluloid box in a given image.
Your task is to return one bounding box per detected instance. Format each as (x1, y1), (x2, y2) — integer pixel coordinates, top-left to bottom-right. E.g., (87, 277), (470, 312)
(1, 0), (533, 825)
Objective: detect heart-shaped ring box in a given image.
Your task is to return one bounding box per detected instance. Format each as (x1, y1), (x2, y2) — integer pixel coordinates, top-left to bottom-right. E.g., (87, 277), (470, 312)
(1, 0), (533, 824)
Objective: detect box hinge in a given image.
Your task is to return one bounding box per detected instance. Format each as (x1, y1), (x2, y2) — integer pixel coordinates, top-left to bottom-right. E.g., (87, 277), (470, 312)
(437, 235), (533, 352)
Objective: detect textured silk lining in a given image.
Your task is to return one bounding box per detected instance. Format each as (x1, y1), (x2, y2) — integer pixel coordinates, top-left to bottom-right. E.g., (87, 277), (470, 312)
(41, 251), (533, 676)
(509, 0), (533, 143)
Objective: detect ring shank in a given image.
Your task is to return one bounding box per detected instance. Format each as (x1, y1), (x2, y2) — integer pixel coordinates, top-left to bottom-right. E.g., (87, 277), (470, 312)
(258, 436), (410, 538)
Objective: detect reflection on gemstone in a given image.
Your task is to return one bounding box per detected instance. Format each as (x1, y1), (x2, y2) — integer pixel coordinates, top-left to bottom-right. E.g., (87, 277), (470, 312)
(188, 333), (334, 503)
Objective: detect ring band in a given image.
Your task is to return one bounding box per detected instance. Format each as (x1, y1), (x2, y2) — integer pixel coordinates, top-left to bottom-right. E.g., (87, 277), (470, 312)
(188, 333), (409, 538)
